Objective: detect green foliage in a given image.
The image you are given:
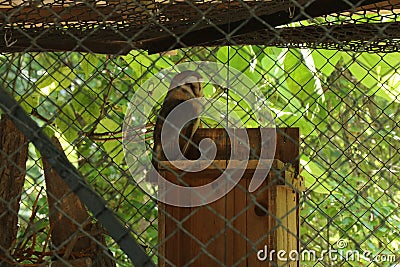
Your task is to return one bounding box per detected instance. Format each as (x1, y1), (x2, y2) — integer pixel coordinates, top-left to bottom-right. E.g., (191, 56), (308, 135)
(1, 46), (399, 266)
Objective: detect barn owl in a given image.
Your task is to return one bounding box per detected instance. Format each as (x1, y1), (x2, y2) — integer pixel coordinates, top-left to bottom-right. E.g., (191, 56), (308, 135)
(151, 70), (204, 171)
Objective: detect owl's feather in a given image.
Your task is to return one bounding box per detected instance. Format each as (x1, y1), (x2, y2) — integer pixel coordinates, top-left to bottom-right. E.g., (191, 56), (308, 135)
(151, 71), (203, 173)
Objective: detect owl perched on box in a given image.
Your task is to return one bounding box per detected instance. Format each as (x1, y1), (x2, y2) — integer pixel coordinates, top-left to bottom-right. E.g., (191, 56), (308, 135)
(151, 70), (204, 171)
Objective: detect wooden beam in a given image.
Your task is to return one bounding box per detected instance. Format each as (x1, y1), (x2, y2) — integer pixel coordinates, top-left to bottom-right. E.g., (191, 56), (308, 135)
(158, 159), (285, 171)
(357, 0), (400, 10)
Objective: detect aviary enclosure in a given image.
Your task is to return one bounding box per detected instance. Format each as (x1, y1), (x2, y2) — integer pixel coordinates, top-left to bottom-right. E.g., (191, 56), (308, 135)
(0, 0), (399, 266)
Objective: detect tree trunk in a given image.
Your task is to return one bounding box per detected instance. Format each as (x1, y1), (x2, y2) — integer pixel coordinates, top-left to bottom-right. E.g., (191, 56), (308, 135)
(42, 136), (116, 266)
(0, 114), (28, 266)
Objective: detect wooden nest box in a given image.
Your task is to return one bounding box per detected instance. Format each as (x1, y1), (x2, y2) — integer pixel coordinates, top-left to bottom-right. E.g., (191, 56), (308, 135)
(158, 128), (304, 267)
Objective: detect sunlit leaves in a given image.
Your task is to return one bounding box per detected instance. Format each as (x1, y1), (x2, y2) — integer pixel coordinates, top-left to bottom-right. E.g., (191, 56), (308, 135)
(55, 103), (79, 143)
(36, 66), (77, 94)
(2, 47), (399, 264)
(344, 52), (400, 102)
(103, 140), (125, 165)
(123, 50), (174, 81)
(311, 49), (341, 76)
(284, 49), (317, 101)
(71, 86), (102, 128)
(216, 46), (259, 82)
(81, 53), (101, 80)
(16, 90), (40, 113)
(300, 155), (333, 194)
(277, 49), (327, 136)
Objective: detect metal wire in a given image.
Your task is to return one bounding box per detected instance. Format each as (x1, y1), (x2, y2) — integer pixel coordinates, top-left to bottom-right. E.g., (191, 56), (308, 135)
(0, 1), (399, 266)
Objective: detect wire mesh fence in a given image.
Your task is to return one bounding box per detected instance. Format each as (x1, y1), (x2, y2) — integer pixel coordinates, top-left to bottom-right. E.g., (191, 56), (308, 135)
(0, 0), (399, 266)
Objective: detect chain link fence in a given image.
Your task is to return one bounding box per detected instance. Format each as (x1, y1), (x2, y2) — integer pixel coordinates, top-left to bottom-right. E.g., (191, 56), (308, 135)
(0, 0), (399, 266)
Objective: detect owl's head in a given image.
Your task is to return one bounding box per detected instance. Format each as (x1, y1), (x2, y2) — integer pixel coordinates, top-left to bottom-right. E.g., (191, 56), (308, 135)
(170, 70), (204, 97)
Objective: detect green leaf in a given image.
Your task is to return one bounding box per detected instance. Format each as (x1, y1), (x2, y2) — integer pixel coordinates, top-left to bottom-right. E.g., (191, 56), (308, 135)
(274, 110), (315, 136)
(344, 52), (400, 102)
(33, 53), (57, 69)
(356, 53), (396, 77)
(276, 85), (303, 114)
(71, 87), (102, 128)
(379, 72), (400, 103)
(55, 104), (79, 143)
(16, 91), (40, 113)
(257, 47), (284, 86)
(284, 49), (316, 101)
(36, 66), (76, 94)
(103, 140), (124, 165)
(123, 51), (174, 80)
(342, 217), (355, 229)
(344, 54), (380, 94)
(96, 118), (121, 133)
(311, 49), (342, 76)
(300, 155), (334, 194)
(203, 84), (219, 98)
(325, 206), (339, 217)
(216, 46), (256, 79)
(284, 49), (327, 131)
(81, 53), (100, 80)
(35, 74), (55, 90)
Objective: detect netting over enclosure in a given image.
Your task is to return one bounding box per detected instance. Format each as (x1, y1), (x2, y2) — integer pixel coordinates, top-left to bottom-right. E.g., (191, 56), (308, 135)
(1, 0), (400, 53)
(0, 0), (399, 266)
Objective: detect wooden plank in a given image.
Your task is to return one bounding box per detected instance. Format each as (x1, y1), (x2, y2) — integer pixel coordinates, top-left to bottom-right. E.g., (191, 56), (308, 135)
(157, 202), (166, 267)
(159, 170), (227, 266)
(185, 173), (226, 266)
(231, 179), (248, 267)
(159, 159), (283, 171)
(178, 206), (191, 266)
(158, 160), (304, 192)
(162, 203), (186, 266)
(162, 127), (299, 173)
(158, 171), (185, 267)
(296, 193), (301, 267)
(286, 188), (298, 267)
(246, 176), (273, 267)
(166, 125), (269, 162)
(357, 0), (400, 10)
(275, 128), (300, 174)
(189, 200), (226, 266)
(225, 178), (235, 267)
(276, 186), (288, 267)
(266, 185), (277, 266)
(186, 128), (287, 161)
(1, 1), (396, 25)
(145, 0), (387, 53)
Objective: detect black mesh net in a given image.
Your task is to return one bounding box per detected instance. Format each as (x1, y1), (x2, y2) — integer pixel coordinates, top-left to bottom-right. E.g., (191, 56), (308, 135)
(0, 0), (399, 266)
